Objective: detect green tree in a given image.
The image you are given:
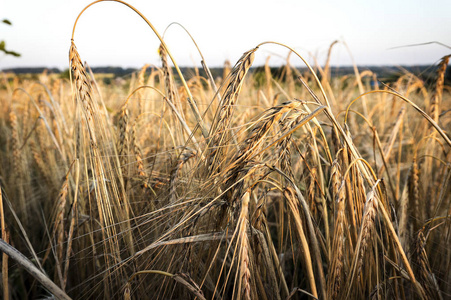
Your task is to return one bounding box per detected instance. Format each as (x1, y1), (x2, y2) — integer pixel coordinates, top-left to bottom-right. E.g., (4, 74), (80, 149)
(1, 19), (21, 57)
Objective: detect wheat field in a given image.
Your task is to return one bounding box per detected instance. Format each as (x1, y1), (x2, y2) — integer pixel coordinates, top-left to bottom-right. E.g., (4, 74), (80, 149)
(0, 1), (451, 300)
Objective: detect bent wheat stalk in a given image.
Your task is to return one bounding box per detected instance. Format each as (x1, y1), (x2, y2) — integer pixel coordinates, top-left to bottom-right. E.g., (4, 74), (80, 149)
(71, 0), (209, 137)
(0, 239), (72, 300)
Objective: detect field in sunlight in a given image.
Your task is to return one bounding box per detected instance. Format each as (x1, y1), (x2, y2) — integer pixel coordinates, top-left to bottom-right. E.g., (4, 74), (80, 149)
(0, 2), (450, 300)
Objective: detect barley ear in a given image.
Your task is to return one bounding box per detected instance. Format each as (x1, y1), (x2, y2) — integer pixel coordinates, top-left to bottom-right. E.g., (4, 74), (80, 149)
(327, 179), (346, 299)
(69, 41), (97, 145)
(355, 189), (378, 278)
(209, 48), (257, 160)
(412, 229), (443, 300)
(237, 191), (252, 300)
(117, 103), (130, 182)
(429, 55), (450, 123)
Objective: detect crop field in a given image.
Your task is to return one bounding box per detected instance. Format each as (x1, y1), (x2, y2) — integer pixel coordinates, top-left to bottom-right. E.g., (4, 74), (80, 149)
(0, 2), (451, 300)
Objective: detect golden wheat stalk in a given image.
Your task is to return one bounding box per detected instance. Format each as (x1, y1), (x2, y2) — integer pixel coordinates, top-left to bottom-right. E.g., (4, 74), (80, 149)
(284, 187), (318, 298)
(237, 190), (252, 300)
(323, 40), (339, 83)
(0, 185), (9, 300)
(72, 0), (209, 138)
(327, 181), (347, 299)
(0, 239), (71, 300)
(70, 39), (135, 262)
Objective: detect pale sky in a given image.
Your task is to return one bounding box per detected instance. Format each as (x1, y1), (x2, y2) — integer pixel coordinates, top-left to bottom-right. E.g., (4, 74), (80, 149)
(1, 0), (450, 70)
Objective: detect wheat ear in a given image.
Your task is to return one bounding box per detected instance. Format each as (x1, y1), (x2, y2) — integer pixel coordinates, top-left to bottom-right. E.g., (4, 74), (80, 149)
(208, 48), (257, 171)
(169, 149), (196, 203)
(327, 181), (347, 299)
(63, 160), (79, 290)
(69, 41), (97, 145)
(357, 190), (378, 276)
(117, 102), (130, 182)
(284, 186), (318, 298)
(159, 44), (178, 105)
(429, 55), (450, 123)
(327, 160), (346, 299)
(408, 156), (421, 231)
(237, 190), (252, 300)
(130, 120), (148, 187)
(55, 166), (71, 286)
(276, 109), (306, 181)
(137, 64), (149, 114)
(412, 229), (443, 300)
(9, 109), (27, 218)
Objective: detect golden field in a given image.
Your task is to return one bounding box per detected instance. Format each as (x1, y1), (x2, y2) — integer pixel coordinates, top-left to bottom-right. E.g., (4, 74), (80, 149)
(0, 2), (450, 299)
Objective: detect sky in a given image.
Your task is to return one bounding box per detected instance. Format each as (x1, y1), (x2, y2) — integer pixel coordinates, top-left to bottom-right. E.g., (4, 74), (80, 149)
(1, 0), (451, 70)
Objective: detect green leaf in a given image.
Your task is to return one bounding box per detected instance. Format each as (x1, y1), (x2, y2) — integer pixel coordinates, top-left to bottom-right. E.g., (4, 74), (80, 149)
(5, 50), (21, 57)
(2, 19), (12, 25)
(0, 40), (21, 57)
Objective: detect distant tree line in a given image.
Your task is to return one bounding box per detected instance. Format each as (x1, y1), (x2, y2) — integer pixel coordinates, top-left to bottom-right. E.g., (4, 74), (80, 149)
(2, 65), (448, 86)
